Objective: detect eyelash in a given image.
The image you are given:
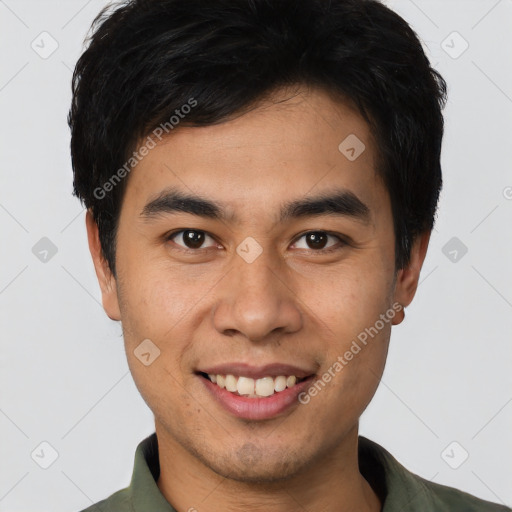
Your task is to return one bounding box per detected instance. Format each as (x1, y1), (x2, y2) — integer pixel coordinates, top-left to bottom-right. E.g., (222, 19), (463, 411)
(165, 229), (348, 254)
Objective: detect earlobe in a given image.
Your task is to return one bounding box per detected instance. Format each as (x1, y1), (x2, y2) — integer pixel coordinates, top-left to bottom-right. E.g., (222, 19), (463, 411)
(392, 230), (431, 325)
(85, 209), (122, 321)
(391, 303), (405, 326)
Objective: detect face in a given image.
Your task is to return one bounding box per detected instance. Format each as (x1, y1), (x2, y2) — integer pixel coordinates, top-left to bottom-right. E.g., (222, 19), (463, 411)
(87, 85), (428, 483)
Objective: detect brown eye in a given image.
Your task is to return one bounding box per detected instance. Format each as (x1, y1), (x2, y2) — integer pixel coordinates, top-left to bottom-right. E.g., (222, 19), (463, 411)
(305, 232), (328, 249)
(168, 229), (216, 250)
(292, 231), (344, 251)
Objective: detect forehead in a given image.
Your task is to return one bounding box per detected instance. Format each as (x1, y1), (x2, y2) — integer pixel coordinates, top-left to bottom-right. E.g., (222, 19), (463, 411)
(121, 86), (384, 222)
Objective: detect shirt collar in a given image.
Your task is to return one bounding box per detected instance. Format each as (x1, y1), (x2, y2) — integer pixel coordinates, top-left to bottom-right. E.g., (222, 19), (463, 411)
(358, 435), (438, 511)
(129, 432), (177, 511)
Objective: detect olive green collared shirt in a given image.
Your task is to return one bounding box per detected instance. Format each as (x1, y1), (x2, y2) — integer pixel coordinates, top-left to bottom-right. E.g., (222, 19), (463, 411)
(79, 433), (511, 512)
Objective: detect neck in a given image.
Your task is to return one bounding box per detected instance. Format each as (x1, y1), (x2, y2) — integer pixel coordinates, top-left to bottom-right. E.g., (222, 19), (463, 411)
(156, 424), (381, 512)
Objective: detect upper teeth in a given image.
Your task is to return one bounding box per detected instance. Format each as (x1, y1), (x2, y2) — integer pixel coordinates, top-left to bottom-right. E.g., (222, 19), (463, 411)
(208, 374), (298, 398)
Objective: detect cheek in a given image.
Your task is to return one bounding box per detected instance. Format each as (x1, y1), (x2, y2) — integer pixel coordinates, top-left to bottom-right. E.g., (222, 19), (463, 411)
(117, 261), (215, 386)
(117, 257), (199, 337)
(118, 273), (196, 408)
(303, 261), (393, 408)
(305, 263), (392, 342)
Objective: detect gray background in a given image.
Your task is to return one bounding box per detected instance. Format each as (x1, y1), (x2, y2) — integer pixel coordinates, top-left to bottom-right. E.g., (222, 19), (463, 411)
(1, 0), (511, 510)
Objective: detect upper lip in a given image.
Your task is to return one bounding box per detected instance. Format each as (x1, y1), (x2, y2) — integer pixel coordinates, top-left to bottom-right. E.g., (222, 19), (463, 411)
(197, 362), (316, 380)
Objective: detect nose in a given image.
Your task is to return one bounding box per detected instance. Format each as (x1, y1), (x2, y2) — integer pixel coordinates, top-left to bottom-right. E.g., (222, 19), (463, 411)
(212, 250), (303, 343)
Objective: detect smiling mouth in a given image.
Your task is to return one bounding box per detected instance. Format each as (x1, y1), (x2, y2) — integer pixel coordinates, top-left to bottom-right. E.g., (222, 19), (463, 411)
(198, 372), (311, 399)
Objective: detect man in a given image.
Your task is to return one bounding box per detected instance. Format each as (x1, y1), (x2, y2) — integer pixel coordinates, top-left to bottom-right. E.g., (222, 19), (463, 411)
(68, 0), (510, 510)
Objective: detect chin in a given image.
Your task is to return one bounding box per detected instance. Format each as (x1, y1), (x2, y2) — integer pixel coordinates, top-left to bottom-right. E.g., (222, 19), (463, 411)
(195, 441), (308, 484)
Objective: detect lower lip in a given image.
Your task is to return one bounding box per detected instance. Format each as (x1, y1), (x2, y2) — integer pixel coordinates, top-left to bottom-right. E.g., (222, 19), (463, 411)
(199, 375), (314, 421)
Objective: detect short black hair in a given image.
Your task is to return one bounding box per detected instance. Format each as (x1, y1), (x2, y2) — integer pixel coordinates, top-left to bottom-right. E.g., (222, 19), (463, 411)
(69, 0), (447, 277)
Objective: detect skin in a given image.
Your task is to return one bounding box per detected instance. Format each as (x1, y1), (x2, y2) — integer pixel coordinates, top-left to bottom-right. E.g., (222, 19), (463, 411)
(86, 84), (430, 512)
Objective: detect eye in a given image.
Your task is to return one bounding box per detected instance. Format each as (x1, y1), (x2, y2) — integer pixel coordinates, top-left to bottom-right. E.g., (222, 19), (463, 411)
(167, 229), (218, 250)
(292, 231), (345, 252)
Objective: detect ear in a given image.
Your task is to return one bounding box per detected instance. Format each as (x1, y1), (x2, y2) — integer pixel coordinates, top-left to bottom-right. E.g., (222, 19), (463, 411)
(391, 230), (431, 326)
(85, 209), (122, 321)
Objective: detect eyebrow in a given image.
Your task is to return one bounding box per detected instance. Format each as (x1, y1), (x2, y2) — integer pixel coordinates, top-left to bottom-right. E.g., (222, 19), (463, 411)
(140, 186), (371, 225)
